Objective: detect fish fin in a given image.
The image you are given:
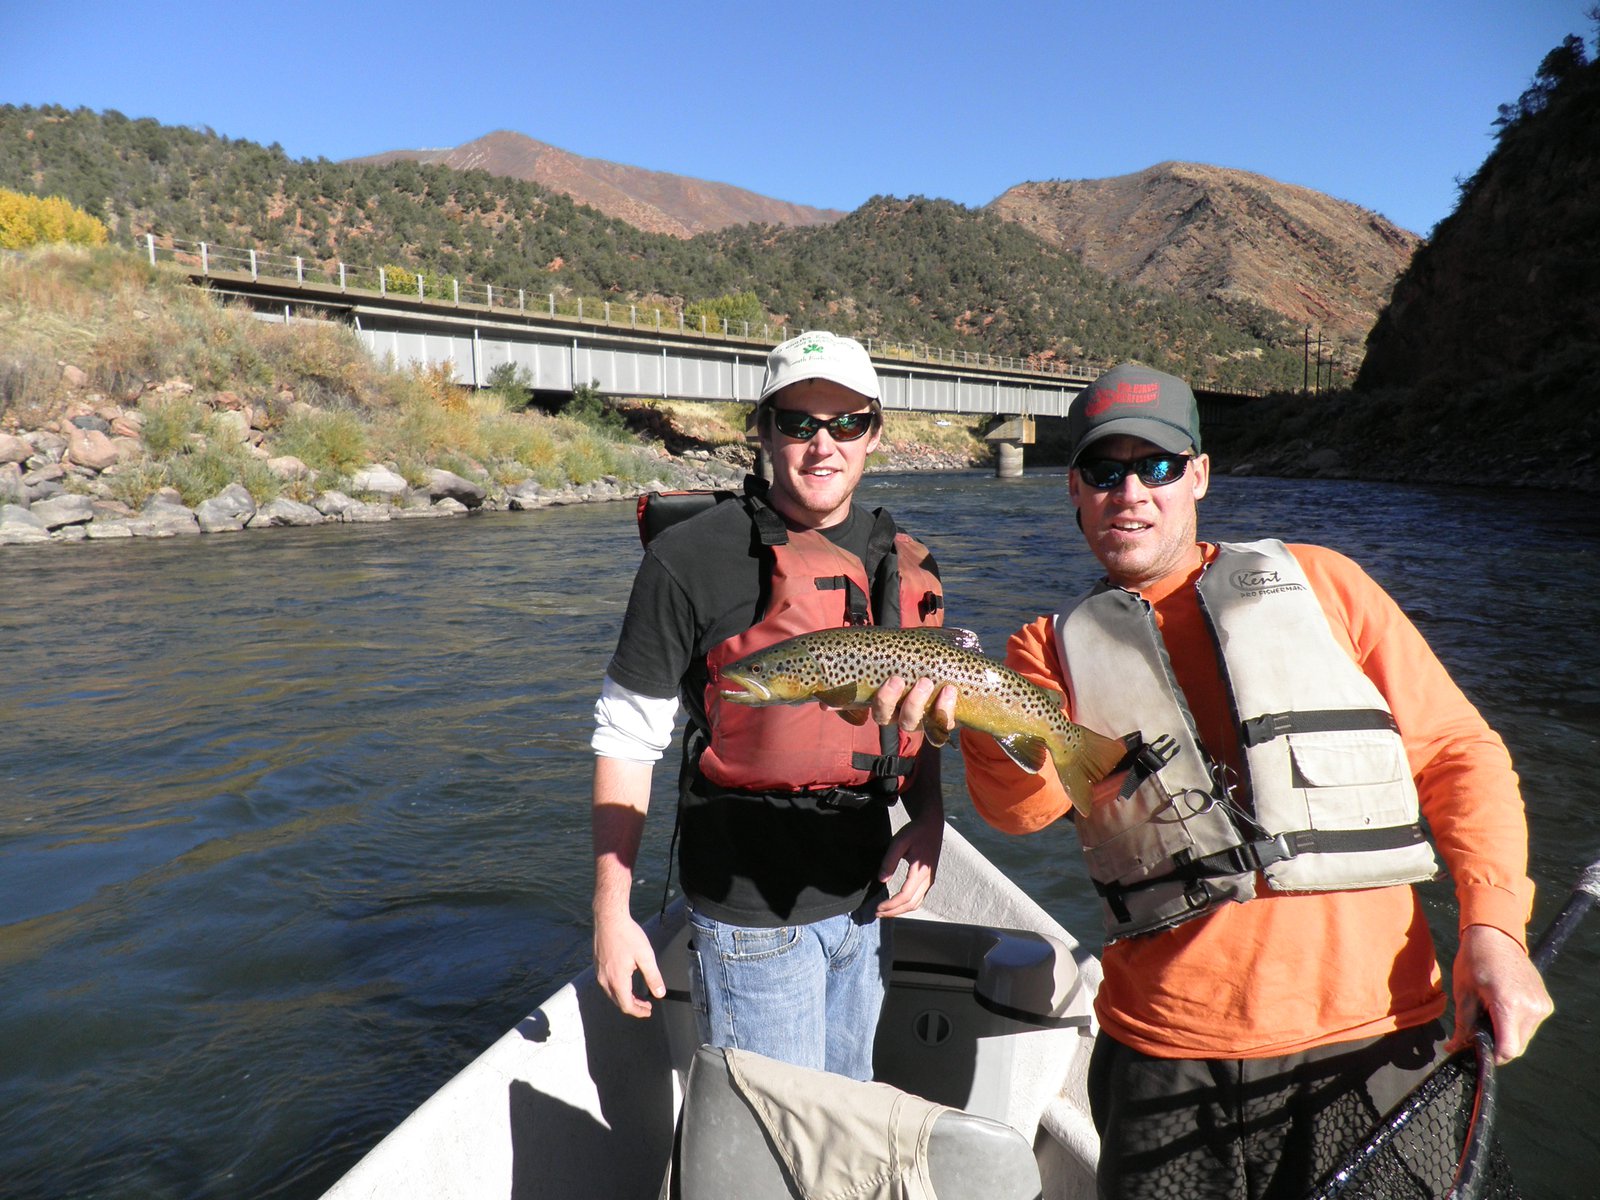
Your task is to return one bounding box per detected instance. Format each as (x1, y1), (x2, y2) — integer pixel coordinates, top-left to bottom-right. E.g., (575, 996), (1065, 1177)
(924, 724), (950, 748)
(1052, 726), (1135, 816)
(996, 733), (1050, 775)
(915, 626), (985, 654)
(815, 683), (863, 708)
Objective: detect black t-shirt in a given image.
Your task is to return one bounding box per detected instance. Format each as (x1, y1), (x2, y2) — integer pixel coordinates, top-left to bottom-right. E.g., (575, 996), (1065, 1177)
(607, 496), (906, 926)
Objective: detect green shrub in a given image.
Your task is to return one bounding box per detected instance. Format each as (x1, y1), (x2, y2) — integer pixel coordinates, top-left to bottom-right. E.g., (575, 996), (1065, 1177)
(105, 461), (170, 509)
(165, 443), (242, 506)
(563, 381), (627, 434)
(275, 406), (370, 475)
(685, 291), (766, 336)
(139, 396), (207, 457)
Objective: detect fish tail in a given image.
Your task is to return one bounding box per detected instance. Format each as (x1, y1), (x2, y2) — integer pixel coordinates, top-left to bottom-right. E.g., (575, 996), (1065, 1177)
(1050, 726), (1130, 817)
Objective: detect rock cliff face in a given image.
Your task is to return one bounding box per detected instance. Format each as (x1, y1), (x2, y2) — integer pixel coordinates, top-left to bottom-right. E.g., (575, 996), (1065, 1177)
(1357, 48), (1600, 398)
(987, 162), (1419, 369)
(348, 130), (845, 238)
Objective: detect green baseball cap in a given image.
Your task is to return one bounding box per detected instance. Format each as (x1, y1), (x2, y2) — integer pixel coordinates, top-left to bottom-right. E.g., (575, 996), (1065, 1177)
(1068, 363), (1202, 464)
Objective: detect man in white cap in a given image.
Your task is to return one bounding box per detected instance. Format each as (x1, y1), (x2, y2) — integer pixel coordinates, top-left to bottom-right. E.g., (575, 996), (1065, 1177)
(589, 331), (947, 1080)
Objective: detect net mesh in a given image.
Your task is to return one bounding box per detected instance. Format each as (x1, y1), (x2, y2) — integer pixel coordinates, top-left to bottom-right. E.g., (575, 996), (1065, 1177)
(1311, 1052), (1519, 1200)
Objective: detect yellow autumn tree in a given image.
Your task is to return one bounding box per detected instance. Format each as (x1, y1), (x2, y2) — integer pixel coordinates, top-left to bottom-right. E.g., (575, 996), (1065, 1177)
(0, 188), (110, 251)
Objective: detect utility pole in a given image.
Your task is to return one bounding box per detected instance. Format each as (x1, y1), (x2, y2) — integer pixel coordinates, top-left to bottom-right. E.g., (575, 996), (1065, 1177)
(1303, 326), (1311, 394)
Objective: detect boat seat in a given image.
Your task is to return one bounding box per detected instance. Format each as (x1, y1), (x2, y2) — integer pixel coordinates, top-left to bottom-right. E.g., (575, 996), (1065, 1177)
(670, 1045), (1042, 1200)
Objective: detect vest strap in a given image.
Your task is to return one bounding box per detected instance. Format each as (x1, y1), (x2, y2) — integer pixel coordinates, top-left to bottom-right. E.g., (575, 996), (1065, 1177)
(816, 576), (871, 625)
(1098, 822), (1429, 908)
(1115, 733), (1179, 802)
(1239, 707), (1400, 747)
(851, 751), (919, 779)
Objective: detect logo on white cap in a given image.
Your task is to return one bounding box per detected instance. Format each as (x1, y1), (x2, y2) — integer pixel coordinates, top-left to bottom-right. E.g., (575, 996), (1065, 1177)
(759, 330), (880, 403)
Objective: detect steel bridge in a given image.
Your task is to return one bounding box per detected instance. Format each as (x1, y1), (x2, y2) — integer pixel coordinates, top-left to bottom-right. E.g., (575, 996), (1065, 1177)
(151, 238), (1097, 422)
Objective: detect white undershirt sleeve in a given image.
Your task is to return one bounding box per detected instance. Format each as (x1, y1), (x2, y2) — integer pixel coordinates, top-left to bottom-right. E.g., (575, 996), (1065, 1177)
(591, 674), (681, 763)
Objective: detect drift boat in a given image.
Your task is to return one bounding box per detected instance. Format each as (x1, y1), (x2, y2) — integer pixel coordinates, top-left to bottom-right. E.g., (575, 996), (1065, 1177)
(320, 822), (1103, 1199)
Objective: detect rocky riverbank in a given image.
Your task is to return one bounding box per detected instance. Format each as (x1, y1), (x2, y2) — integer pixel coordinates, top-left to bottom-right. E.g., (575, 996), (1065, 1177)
(0, 384), (981, 549)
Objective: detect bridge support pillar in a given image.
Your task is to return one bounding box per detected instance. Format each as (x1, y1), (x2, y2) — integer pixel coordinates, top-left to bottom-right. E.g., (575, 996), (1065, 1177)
(994, 441), (1025, 478)
(745, 413), (772, 483)
(984, 415), (1035, 479)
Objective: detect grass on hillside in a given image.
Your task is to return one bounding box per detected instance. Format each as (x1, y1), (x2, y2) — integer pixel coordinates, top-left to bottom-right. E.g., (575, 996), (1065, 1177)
(0, 244), (707, 506)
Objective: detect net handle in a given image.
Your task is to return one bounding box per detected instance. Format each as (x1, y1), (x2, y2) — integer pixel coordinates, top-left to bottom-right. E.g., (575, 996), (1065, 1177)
(1447, 854), (1600, 1200)
(1309, 853), (1600, 1200)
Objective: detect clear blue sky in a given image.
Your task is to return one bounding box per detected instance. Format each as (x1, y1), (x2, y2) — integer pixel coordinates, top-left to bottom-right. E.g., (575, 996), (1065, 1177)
(2, 0), (1590, 236)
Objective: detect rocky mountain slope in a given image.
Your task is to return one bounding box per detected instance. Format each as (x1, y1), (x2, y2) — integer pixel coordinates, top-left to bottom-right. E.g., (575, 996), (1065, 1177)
(1358, 39), (1599, 400)
(347, 130), (844, 238)
(0, 107), (1306, 391)
(987, 163), (1419, 372)
(1217, 31), (1600, 491)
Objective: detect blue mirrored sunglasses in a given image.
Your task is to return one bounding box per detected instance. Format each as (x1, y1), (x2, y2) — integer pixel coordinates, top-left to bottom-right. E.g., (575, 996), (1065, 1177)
(1076, 453), (1191, 490)
(770, 409), (876, 442)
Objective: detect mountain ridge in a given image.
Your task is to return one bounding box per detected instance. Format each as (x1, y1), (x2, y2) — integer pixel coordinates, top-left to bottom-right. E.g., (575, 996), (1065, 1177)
(986, 162), (1420, 367)
(347, 131), (1417, 372)
(346, 130), (846, 238)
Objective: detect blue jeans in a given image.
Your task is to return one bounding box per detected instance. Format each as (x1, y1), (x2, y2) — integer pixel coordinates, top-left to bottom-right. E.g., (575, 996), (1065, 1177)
(686, 900), (891, 1081)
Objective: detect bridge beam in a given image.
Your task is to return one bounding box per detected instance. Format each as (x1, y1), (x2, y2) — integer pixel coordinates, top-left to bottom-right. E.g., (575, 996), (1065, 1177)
(190, 271), (1093, 420)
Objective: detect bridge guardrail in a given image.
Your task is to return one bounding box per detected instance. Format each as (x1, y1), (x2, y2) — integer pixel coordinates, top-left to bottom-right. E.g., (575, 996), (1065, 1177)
(139, 233), (1108, 384)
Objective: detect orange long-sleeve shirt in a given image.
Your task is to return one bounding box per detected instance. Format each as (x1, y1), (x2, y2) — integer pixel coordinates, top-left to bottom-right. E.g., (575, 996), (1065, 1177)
(963, 542), (1534, 1059)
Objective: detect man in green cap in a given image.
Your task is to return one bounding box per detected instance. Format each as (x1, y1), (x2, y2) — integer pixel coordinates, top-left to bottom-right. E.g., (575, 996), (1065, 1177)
(865, 361), (1551, 1196)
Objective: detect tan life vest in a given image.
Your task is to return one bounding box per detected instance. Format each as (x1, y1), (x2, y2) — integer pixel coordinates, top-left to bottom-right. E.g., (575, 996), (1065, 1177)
(1056, 539), (1439, 940)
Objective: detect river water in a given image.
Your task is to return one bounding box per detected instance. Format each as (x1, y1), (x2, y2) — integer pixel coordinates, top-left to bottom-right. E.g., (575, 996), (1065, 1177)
(1, 471), (1596, 1199)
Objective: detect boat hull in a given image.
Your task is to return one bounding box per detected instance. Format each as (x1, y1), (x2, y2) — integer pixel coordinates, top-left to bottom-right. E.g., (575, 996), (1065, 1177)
(322, 823), (1102, 1199)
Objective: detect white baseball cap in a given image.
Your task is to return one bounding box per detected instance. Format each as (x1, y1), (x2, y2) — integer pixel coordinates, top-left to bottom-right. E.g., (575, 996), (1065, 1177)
(758, 331), (880, 405)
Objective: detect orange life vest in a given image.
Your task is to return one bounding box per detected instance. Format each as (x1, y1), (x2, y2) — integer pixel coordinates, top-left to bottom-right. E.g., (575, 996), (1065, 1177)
(693, 506), (943, 795)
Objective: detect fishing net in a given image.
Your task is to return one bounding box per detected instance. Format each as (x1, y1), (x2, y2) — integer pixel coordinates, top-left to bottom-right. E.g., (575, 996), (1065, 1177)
(1314, 857), (1600, 1199)
(1308, 1036), (1518, 1200)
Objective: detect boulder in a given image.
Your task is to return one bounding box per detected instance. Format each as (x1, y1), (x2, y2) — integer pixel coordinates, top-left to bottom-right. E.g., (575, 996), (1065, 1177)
(0, 504), (49, 544)
(110, 412), (144, 438)
(266, 455), (311, 480)
(210, 409), (252, 445)
(133, 498), (202, 537)
(505, 480), (544, 510)
(0, 463), (23, 506)
(313, 490), (359, 519)
(65, 427), (120, 472)
(30, 494), (95, 530)
(196, 484), (257, 533)
(26, 431), (66, 461)
(0, 434), (31, 464)
(344, 501), (394, 523)
(348, 465), (408, 498)
(92, 499), (138, 521)
(424, 468), (487, 509)
(60, 363), (89, 389)
(69, 414), (112, 435)
(248, 498), (324, 527)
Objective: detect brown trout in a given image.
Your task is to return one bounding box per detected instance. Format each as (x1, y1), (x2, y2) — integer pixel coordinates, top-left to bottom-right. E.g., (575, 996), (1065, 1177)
(719, 626), (1127, 814)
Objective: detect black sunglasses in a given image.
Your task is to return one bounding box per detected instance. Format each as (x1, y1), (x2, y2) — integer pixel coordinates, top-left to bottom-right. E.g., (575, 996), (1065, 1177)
(769, 409), (876, 442)
(1076, 453), (1191, 490)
